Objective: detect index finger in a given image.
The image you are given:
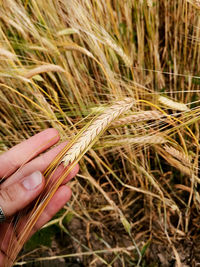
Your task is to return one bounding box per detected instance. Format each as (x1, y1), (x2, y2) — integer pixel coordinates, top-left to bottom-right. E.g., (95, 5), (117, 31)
(0, 128), (59, 178)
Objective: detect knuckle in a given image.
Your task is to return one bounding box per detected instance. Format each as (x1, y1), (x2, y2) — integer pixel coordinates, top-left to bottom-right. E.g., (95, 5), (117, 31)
(0, 186), (17, 203)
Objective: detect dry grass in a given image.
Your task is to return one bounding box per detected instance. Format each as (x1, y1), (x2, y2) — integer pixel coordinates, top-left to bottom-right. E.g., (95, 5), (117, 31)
(0, 0), (200, 266)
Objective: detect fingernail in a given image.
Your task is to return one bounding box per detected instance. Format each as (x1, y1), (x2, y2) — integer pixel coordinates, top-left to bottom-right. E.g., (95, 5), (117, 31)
(22, 171), (43, 190)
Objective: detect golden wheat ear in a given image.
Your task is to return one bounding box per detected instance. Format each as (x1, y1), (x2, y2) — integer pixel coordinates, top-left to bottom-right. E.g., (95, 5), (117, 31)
(111, 110), (164, 127)
(62, 98), (134, 167)
(5, 98), (134, 267)
(158, 96), (189, 112)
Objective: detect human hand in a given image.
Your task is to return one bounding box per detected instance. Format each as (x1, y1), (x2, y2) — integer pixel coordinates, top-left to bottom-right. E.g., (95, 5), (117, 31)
(0, 129), (79, 266)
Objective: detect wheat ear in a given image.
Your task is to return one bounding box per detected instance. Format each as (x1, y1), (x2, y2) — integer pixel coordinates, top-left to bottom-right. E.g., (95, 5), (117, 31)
(105, 39), (132, 67)
(187, 0), (200, 8)
(194, 0), (200, 7)
(158, 148), (200, 183)
(120, 135), (167, 145)
(62, 44), (95, 59)
(164, 145), (191, 166)
(0, 48), (16, 60)
(111, 110), (164, 127)
(158, 96), (189, 111)
(24, 64), (65, 79)
(62, 98), (134, 167)
(147, 0), (153, 7)
(104, 134), (167, 147)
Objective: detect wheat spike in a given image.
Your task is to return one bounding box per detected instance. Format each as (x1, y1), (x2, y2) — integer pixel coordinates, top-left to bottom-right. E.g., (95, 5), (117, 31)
(105, 39), (132, 67)
(0, 48), (16, 60)
(24, 64), (65, 79)
(62, 98), (134, 167)
(111, 110), (164, 127)
(62, 44), (95, 59)
(194, 0), (200, 7)
(161, 153), (200, 183)
(158, 96), (189, 111)
(122, 135), (167, 144)
(147, 0), (153, 7)
(164, 145), (191, 166)
(105, 134), (167, 147)
(187, 0), (200, 8)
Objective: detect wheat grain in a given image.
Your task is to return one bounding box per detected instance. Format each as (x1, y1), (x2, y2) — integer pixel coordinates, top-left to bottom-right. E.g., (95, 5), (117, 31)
(24, 64), (65, 79)
(164, 145), (191, 166)
(62, 98), (134, 167)
(111, 110), (164, 127)
(158, 96), (190, 111)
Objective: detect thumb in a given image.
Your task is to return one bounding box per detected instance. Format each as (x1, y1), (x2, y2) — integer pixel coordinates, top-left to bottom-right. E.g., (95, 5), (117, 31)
(0, 171), (44, 218)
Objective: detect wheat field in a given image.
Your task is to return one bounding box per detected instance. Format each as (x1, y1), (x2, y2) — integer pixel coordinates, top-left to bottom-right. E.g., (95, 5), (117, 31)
(0, 0), (200, 266)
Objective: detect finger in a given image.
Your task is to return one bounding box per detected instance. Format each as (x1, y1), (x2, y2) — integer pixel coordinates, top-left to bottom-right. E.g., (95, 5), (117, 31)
(0, 171), (44, 218)
(8, 142), (68, 183)
(0, 222), (16, 263)
(2, 143), (79, 188)
(19, 185), (71, 238)
(0, 222), (19, 267)
(31, 186), (72, 236)
(0, 128), (59, 178)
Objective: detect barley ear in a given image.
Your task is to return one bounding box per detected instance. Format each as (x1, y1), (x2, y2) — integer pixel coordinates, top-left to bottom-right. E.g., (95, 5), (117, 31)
(111, 110), (164, 127)
(164, 145), (191, 166)
(187, 0), (200, 8)
(24, 64), (65, 79)
(62, 98), (134, 167)
(158, 96), (189, 111)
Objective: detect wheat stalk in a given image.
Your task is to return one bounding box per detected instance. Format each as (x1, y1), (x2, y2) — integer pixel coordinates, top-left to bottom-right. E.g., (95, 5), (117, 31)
(24, 64), (65, 79)
(62, 98), (134, 167)
(158, 96), (189, 111)
(111, 110), (164, 127)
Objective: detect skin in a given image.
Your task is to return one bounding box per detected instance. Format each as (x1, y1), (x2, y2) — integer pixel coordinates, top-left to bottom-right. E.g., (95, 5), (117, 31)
(0, 128), (79, 266)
